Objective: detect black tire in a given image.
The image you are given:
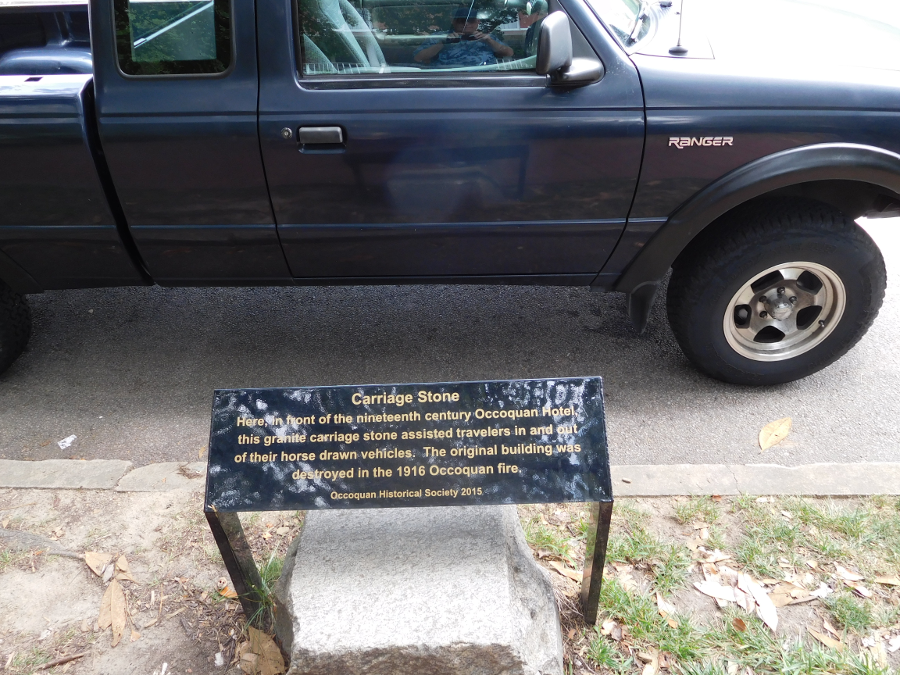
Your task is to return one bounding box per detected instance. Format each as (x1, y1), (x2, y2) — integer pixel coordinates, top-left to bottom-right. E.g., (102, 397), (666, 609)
(666, 199), (886, 385)
(0, 280), (31, 376)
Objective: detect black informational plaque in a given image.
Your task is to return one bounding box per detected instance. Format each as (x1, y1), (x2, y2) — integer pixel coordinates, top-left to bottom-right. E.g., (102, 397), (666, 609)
(203, 377), (612, 624)
(204, 377), (610, 512)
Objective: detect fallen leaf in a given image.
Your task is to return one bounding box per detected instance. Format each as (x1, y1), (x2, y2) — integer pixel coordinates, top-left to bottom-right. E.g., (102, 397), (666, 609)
(549, 560), (582, 583)
(115, 555), (137, 583)
(131, 630), (141, 642)
(732, 617), (747, 632)
(810, 582), (833, 598)
(637, 648), (660, 675)
(108, 580), (126, 647)
(703, 550), (731, 564)
(694, 580), (736, 603)
(98, 584), (113, 629)
(567, 628), (576, 640)
(805, 560), (819, 569)
(844, 580), (873, 598)
(667, 618), (679, 628)
(823, 620), (840, 638)
(248, 627), (285, 675)
(835, 565), (864, 582)
(734, 588), (752, 611)
(275, 527), (290, 536)
(759, 417), (791, 451)
(85, 552), (113, 577)
(808, 627), (844, 652)
(739, 573), (778, 632)
(656, 592), (676, 618)
(240, 652), (259, 675)
(874, 576), (900, 587)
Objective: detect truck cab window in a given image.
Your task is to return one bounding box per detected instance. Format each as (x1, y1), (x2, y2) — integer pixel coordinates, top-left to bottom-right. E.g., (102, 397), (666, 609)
(114, 0), (231, 75)
(297, 0), (547, 76)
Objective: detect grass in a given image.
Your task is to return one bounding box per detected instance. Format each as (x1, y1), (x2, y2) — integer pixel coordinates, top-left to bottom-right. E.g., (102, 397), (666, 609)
(522, 496), (900, 675)
(674, 497), (722, 526)
(245, 552), (285, 630)
(824, 592), (874, 633)
(523, 517), (579, 565)
(0, 547), (29, 572)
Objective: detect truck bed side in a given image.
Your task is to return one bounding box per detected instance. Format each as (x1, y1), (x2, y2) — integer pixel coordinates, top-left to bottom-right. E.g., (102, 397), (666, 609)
(0, 74), (146, 290)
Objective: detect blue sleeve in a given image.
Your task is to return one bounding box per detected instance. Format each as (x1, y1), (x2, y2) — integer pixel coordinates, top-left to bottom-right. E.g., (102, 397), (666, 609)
(414, 33), (445, 56)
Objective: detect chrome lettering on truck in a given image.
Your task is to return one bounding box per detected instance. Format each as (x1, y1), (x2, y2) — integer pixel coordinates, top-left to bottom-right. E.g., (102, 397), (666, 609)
(669, 137), (734, 149)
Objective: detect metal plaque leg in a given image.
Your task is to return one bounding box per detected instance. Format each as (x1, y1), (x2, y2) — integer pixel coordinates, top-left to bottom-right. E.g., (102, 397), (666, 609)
(581, 500), (613, 625)
(206, 510), (266, 625)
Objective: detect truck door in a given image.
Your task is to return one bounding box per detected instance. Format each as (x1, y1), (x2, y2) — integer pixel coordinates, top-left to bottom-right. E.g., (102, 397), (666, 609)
(257, 0), (643, 281)
(89, 0), (291, 284)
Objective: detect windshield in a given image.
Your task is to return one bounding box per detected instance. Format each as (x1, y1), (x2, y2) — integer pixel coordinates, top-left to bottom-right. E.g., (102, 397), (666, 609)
(583, 0), (650, 48)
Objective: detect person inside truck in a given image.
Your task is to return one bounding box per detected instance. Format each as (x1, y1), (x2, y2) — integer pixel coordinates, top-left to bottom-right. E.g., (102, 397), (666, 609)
(413, 6), (513, 67)
(523, 0), (548, 56)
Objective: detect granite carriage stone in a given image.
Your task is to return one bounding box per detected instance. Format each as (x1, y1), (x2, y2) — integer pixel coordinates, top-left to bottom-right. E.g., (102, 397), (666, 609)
(274, 505), (564, 675)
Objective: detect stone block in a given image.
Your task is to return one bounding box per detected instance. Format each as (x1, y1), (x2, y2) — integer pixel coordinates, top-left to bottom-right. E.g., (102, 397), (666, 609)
(275, 505), (563, 675)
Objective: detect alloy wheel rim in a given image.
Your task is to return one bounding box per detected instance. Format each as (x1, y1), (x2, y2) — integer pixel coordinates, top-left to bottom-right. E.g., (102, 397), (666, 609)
(723, 261), (845, 362)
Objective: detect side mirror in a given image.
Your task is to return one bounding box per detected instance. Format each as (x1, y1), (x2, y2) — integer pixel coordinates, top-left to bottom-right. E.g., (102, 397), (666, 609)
(535, 11), (572, 75)
(536, 10), (603, 86)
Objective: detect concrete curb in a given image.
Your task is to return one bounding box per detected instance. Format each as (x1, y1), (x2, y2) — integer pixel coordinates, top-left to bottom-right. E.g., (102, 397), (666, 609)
(612, 463), (900, 497)
(0, 459), (133, 489)
(0, 460), (898, 497)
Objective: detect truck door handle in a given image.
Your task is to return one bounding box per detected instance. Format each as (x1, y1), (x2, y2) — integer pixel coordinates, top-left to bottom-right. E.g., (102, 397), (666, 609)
(294, 126), (345, 154)
(297, 126), (343, 144)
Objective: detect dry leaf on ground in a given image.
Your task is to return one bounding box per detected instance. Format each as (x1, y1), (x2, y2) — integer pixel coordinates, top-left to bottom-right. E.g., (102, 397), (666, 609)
(243, 627), (285, 675)
(759, 417), (791, 451)
(808, 627), (844, 652)
(732, 617), (747, 632)
(656, 592), (676, 618)
(739, 573), (778, 632)
(109, 579), (127, 647)
(702, 550), (731, 564)
(874, 576), (900, 587)
(809, 582), (833, 598)
(85, 551), (113, 577)
(637, 648), (660, 675)
(823, 620), (840, 638)
(844, 580), (873, 598)
(115, 555), (137, 583)
(98, 583), (112, 630)
(694, 580), (736, 603)
(548, 560), (582, 583)
(835, 565), (865, 582)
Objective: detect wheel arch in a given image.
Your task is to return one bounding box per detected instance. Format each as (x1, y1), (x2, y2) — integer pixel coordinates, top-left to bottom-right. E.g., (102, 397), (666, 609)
(614, 143), (900, 332)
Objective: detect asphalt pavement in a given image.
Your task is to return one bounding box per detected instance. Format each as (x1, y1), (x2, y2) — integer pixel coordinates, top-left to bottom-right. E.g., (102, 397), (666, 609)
(0, 219), (898, 468)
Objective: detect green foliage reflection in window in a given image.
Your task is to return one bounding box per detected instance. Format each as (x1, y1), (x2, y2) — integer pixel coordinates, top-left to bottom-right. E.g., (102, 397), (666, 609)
(115, 0), (232, 75)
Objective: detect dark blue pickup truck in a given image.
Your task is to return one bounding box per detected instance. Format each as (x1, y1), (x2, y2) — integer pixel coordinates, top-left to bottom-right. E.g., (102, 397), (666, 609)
(0, 0), (897, 384)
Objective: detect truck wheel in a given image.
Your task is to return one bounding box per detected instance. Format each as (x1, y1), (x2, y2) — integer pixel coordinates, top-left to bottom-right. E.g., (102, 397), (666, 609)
(0, 281), (31, 376)
(666, 200), (886, 385)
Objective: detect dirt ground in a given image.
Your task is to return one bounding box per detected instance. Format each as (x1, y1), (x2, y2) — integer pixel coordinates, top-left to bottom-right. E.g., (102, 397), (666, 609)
(1, 490), (898, 674)
(0, 488), (301, 675)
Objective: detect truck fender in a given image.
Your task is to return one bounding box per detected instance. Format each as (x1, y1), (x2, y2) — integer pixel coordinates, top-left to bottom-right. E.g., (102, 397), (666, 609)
(614, 143), (900, 332)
